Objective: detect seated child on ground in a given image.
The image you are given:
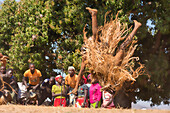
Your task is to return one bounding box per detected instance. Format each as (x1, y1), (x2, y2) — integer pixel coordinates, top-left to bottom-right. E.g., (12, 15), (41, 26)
(52, 75), (66, 107)
(89, 77), (102, 108)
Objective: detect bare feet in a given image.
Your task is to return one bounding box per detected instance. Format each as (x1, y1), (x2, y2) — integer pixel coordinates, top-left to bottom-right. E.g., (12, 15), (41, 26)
(86, 7), (98, 16)
(133, 20), (142, 28)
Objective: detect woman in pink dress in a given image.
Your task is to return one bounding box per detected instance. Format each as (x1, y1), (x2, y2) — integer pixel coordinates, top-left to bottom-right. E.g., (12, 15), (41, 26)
(89, 78), (102, 108)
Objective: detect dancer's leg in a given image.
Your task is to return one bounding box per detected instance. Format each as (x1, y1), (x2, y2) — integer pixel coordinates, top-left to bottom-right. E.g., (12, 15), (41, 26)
(120, 20), (142, 50)
(86, 7), (98, 42)
(114, 20), (142, 66)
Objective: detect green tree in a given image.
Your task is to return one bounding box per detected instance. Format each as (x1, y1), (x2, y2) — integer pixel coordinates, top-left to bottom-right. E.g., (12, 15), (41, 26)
(53, 0), (170, 106)
(130, 0), (170, 106)
(0, 0), (59, 80)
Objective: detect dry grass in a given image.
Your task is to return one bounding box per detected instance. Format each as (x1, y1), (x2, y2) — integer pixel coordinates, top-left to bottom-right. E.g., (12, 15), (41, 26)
(82, 13), (145, 92)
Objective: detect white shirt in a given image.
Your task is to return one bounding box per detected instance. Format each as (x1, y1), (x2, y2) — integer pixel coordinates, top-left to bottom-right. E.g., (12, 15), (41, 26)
(17, 82), (27, 99)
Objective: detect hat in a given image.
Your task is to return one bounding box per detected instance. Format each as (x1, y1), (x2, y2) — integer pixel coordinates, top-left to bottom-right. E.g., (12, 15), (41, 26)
(68, 66), (75, 71)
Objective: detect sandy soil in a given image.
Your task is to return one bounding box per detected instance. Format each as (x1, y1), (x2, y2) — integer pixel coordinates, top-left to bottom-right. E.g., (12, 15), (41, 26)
(0, 105), (169, 113)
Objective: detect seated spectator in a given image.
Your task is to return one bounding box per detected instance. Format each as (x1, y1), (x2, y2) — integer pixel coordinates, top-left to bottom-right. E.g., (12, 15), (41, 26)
(89, 77), (102, 108)
(75, 77), (88, 108)
(52, 75), (66, 107)
(101, 90), (115, 108)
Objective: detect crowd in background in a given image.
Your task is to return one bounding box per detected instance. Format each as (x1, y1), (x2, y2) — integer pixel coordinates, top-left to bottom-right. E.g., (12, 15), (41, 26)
(0, 63), (115, 108)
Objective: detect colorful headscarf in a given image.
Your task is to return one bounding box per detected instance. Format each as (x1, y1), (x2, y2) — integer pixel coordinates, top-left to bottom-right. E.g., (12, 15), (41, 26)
(55, 75), (62, 81)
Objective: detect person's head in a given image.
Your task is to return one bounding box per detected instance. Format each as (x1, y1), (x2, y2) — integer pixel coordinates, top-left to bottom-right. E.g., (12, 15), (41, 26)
(79, 77), (85, 86)
(6, 68), (13, 78)
(68, 66), (75, 77)
(0, 66), (6, 74)
(29, 63), (35, 73)
(91, 77), (98, 84)
(49, 76), (55, 85)
(55, 75), (63, 84)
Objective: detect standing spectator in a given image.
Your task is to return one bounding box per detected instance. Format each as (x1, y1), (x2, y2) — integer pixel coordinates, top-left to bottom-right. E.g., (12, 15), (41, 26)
(23, 63), (42, 90)
(65, 66), (78, 89)
(1, 68), (17, 103)
(65, 66), (78, 106)
(6, 68), (18, 103)
(75, 77), (88, 108)
(0, 66), (6, 77)
(38, 76), (55, 105)
(52, 75), (66, 107)
(89, 77), (102, 108)
(23, 63), (43, 104)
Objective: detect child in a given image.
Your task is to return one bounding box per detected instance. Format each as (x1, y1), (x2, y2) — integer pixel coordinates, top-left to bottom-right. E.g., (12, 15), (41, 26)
(75, 77), (88, 108)
(101, 90), (115, 108)
(52, 75), (66, 107)
(89, 77), (102, 108)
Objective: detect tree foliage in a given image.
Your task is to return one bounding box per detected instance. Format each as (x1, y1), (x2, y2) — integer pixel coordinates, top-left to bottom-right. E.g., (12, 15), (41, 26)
(0, 0), (58, 79)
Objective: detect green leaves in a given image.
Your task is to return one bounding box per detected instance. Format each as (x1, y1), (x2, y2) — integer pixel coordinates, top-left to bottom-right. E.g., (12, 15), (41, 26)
(0, 0), (56, 80)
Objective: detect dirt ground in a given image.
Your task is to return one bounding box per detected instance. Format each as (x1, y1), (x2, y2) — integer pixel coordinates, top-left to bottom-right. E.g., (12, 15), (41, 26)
(0, 105), (169, 113)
